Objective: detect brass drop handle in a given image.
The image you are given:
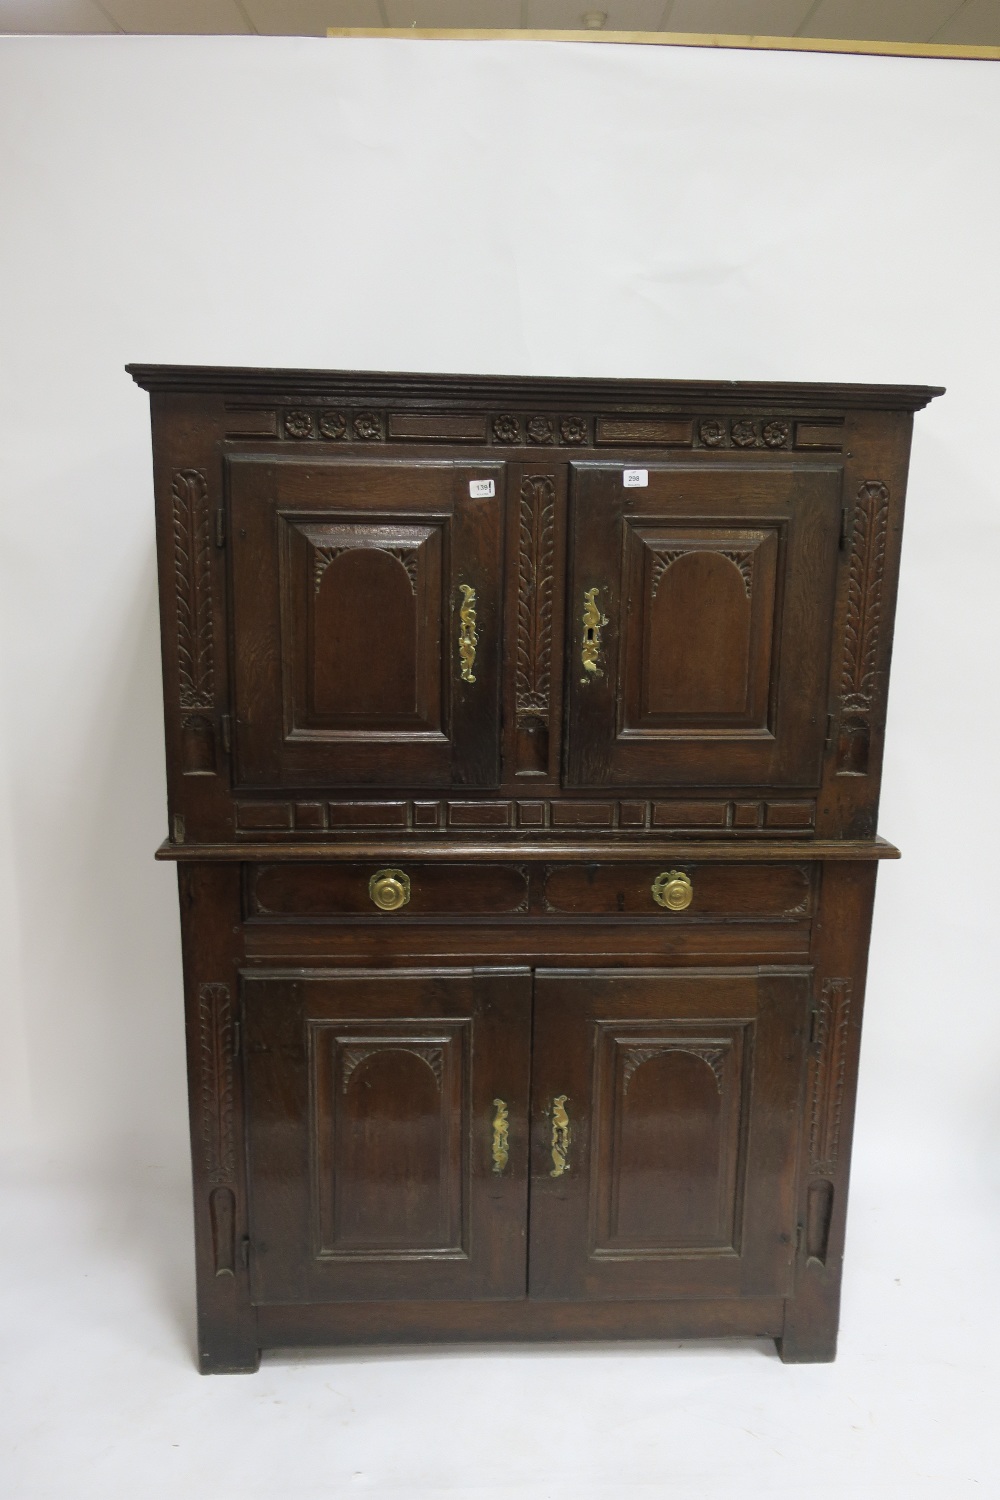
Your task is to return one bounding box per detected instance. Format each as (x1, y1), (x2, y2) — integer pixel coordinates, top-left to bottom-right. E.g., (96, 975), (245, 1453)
(549, 1095), (571, 1177)
(458, 583), (478, 683)
(368, 868), (411, 912)
(491, 1099), (509, 1175)
(651, 869), (693, 911)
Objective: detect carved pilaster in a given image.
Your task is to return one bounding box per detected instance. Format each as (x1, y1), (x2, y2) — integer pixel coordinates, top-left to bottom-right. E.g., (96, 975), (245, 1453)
(172, 469), (214, 711)
(199, 982), (235, 1187)
(837, 481), (889, 774)
(808, 979), (852, 1178)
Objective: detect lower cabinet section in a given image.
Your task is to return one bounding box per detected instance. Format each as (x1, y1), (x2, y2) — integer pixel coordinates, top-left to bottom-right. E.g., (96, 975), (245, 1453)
(242, 964), (809, 1310)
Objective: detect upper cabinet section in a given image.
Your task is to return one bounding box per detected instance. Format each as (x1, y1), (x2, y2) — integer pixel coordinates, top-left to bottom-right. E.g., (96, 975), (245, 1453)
(131, 367), (942, 845)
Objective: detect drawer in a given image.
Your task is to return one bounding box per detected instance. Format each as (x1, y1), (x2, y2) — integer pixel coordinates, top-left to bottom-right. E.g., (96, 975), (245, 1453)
(539, 862), (815, 922)
(247, 862), (530, 920)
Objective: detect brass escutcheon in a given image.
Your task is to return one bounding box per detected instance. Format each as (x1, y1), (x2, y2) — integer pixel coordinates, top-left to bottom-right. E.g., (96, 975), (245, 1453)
(581, 587), (608, 678)
(369, 868), (411, 912)
(651, 870), (693, 911)
(550, 1094), (571, 1177)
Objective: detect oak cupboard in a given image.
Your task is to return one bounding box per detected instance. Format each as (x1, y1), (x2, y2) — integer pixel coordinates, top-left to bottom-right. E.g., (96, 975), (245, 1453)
(129, 365), (941, 1370)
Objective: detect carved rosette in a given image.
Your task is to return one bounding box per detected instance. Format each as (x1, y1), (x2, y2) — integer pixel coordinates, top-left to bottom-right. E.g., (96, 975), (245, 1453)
(172, 469), (214, 711)
(527, 415), (554, 444)
(808, 979), (852, 1177)
(493, 414), (521, 444)
(516, 476), (556, 726)
(284, 409), (313, 439)
(837, 480), (890, 774)
(353, 411), (383, 441)
(318, 410), (347, 439)
(199, 983), (235, 1187)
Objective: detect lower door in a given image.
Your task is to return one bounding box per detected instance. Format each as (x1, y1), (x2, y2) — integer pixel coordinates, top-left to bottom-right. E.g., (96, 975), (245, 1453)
(529, 968), (810, 1301)
(244, 967), (530, 1303)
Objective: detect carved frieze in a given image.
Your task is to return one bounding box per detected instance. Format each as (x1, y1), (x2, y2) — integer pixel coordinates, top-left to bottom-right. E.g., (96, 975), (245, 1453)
(270, 407), (812, 450)
(172, 469), (214, 711)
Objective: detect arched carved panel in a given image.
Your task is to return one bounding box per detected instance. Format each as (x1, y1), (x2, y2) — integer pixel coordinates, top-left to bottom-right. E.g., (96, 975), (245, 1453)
(620, 524), (779, 736)
(311, 1027), (465, 1258)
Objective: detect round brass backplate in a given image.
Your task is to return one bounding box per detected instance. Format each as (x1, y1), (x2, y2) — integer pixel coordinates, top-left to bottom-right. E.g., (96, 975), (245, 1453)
(369, 868), (411, 912)
(651, 869), (693, 912)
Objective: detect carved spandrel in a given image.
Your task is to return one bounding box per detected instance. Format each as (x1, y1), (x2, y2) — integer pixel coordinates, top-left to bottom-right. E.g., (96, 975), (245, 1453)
(341, 1043), (445, 1093)
(172, 469), (214, 710)
(199, 983), (235, 1187)
(622, 1042), (727, 1096)
(808, 979), (852, 1177)
(837, 480), (889, 774)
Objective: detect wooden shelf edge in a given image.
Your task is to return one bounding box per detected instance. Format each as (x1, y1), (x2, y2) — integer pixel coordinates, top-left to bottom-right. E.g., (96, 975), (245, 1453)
(156, 836), (901, 863)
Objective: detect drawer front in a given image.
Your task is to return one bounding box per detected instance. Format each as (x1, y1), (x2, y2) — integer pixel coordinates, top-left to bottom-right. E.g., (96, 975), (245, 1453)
(248, 862), (530, 919)
(540, 862), (815, 921)
(246, 860), (814, 924)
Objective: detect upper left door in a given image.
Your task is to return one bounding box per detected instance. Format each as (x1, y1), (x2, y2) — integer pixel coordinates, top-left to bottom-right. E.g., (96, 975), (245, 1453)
(228, 454), (504, 790)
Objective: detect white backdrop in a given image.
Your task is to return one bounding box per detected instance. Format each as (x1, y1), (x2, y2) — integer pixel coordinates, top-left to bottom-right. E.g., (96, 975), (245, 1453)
(2, 33), (997, 1169)
(1, 33), (999, 1498)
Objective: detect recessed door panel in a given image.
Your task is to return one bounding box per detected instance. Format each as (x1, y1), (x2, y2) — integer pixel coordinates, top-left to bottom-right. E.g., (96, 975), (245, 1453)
(565, 462), (842, 787)
(529, 968), (810, 1301)
(244, 968), (530, 1304)
(229, 456), (503, 789)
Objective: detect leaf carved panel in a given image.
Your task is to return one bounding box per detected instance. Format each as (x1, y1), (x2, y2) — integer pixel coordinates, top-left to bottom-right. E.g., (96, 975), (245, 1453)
(837, 481), (889, 774)
(172, 469), (214, 710)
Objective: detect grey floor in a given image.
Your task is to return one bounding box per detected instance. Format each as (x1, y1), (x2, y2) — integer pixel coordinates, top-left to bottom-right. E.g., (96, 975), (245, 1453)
(0, 1142), (994, 1500)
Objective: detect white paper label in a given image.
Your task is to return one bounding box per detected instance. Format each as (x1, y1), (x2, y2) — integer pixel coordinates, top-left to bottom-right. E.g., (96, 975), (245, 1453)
(469, 479), (496, 499)
(623, 469), (648, 488)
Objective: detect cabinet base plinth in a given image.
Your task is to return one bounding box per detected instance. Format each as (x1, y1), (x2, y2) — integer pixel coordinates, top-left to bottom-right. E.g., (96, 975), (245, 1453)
(251, 1297), (787, 1357)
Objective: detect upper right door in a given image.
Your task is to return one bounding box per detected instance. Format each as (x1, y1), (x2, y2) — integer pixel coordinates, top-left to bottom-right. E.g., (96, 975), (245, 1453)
(564, 461), (842, 788)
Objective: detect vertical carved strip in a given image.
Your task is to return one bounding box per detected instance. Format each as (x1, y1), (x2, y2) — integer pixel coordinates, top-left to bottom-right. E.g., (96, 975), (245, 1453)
(516, 476), (556, 721)
(172, 468), (214, 710)
(199, 982), (235, 1186)
(837, 480), (889, 773)
(808, 979), (852, 1177)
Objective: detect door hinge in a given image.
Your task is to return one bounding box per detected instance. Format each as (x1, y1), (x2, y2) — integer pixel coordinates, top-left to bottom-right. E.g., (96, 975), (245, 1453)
(232, 1018), (241, 1059)
(221, 713), (232, 755)
(824, 712), (835, 749)
(215, 507), (226, 548)
(839, 504), (850, 549)
(240, 1235), (251, 1270)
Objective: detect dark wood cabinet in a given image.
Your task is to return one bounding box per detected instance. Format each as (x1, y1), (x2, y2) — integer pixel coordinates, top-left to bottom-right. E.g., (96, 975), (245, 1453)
(131, 365), (941, 1371)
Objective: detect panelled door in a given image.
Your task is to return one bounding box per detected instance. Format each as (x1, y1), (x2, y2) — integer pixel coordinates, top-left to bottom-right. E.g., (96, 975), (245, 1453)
(529, 968), (810, 1301)
(564, 461), (842, 787)
(243, 968), (531, 1304)
(228, 455), (504, 790)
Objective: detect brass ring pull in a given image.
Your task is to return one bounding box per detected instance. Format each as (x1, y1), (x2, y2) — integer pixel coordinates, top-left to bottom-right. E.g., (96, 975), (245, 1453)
(550, 1095), (571, 1177)
(651, 870), (693, 911)
(491, 1099), (509, 1175)
(368, 868), (411, 912)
